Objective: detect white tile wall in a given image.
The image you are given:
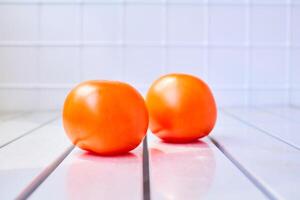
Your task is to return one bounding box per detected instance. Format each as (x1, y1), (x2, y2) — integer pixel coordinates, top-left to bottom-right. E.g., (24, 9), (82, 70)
(0, 5), (39, 42)
(208, 6), (247, 45)
(208, 47), (247, 87)
(250, 48), (288, 88)
(0, 0), (299, 110)
(124, 47), (164, 86)
(290, 5), (300, 106)
(167, 5), (206, 44)
(82, 47), (123, 80)
(125, 5), (164, 43)
(290, 48), (300, 87)
(0, 47), (38, 84)
(290, 48), (300, 106)
(39, 47), (81, 83)
(40, 5), (81, 42)
(250, 6), (287, 45)
(166, 47), (206, 77)
(83, 5), (123, 42)
(291, 6), (300, 45)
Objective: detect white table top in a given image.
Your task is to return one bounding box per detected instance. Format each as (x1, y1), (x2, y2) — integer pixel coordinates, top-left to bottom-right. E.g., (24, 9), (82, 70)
(0, 106), (299, 200)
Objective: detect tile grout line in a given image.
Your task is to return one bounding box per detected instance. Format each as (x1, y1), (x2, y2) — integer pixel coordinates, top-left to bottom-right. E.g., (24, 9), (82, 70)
(142, 135), (151, 200)
(121, 0), (126, 83)
(15, 145), (75, 200)
(162, 0), (167, 75)
(0, 1), (296, 6)
(79, 0), (84, 82)
(0, 115), (60, 149)
(209, 136), (279, 200)
(222, 109), (300, 151)
(286, 0), (291, 105)
(245, 0), (250, 106)
(37, 0), (42, 110)
(290, 104), (300, 109)
(203, 0), (209, 82)
(0, 42), (296, 48)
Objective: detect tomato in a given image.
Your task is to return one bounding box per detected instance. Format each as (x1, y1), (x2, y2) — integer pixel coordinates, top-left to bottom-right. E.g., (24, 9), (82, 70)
(146, 74), (217, 143)
(63, 80), (148, 155)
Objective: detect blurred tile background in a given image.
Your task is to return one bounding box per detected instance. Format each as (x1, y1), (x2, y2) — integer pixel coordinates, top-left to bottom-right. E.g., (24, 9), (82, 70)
(0, 0), (299, 110)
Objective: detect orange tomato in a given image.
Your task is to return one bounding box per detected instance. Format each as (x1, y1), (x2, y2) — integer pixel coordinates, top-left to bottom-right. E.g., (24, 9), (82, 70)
(63, 80), (148, 155)
(146, 74), (217, 143)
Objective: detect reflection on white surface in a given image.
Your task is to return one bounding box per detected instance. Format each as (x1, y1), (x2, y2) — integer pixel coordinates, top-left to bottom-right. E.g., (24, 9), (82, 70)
(150, 140), (216, 200)
(66, 150), (142, 200)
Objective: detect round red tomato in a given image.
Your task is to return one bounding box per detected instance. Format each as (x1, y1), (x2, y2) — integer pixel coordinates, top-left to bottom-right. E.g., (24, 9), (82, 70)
(146, 74), (217, 143)
(63, 80), (148, 155)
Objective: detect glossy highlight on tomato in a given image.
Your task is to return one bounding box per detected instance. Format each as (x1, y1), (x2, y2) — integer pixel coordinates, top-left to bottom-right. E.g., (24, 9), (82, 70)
(63, 80), (148, 155)
(146, 73), (217, 143)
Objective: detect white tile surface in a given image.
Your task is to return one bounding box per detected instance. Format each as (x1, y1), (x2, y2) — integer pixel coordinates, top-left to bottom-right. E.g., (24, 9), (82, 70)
(147, 132), (266, 200)
(126, 0), (163, 2)
(30, 145), (143, 200)
(0, 47), (38, 84)
(82, 0), (120, 2)
(250, 48), (287, 88)
(166, 47), (205, 78)
(212, 89), (247, 107)
(83, 5), (122, 42)
(250, 6), (287, 45)
(0, 112), (58, 147)
(124, 47), (164, 85)
(0, 5), (38, 42)
(0, 1), (298, 108)
(212, 111), (300, 199)
(208, 6), (246, 45)
(250, 0), (287, 4)
(0, 119), (72, 200)
(224, 107), (300, 150)
(1, 107), (300, 198)
(291, 6), (300, 45)
(40, 0), (80, 2)
(208, 47), (247, 87)
(167, 0), (205, 3)
(39, 47), (80, 84)
(40, 5), (81, 41)
(82, 47), (123, 81)
(167, 5), (206, 44)
(38, 88), (69, 110)
(209, 0), (247, 3)
(125, 5), (164, 43)
(290, 90), (300, 106)
(290, 48), (300, 87)
(249, 90), (288, 106)
(0, 89), (38, 111)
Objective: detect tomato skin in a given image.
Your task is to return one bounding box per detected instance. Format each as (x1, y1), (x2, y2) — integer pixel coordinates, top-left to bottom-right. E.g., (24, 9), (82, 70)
(63, 80), (148, 155)
(146, 74), (217, 143)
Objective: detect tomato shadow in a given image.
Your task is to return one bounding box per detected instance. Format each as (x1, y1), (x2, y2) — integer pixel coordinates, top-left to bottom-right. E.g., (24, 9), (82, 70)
(150, 139), (216, 200)
(65, 148), (142, 200)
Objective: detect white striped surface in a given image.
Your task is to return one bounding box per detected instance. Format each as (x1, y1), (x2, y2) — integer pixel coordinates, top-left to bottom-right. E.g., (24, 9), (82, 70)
(0, 119), (72, 200)
(147, 132), (266, 200)
(212, 111), (300, 199)
(224, 107), (300, 150)
(0, 107), (299, 199)
(30, 146), (144, 200)
(0, 112), (59, 147)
